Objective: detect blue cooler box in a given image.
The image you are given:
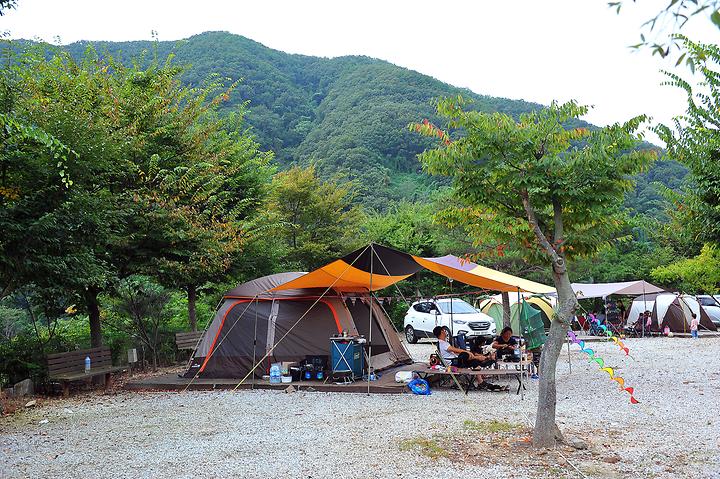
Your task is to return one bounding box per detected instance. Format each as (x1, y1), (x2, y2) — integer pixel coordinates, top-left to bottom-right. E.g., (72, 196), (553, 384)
(330, 338), (364, 379)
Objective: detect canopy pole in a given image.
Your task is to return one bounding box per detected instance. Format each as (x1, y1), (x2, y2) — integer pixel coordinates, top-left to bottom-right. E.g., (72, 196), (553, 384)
(252, 298), (258, 391)
(517, 287), (524, 400)
(642, 283), (647, 338)
(367, 244), (374, 395)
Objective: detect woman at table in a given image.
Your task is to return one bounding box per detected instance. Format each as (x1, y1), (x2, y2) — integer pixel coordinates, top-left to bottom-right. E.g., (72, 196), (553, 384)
(491, 326), (518, 360)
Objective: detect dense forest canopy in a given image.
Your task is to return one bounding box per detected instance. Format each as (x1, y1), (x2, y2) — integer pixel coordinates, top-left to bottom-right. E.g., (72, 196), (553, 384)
(52, 31), (684, 213)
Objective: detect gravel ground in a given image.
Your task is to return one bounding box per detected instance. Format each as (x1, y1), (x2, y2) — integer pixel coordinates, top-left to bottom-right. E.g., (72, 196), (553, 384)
(1, 336), (719, 478)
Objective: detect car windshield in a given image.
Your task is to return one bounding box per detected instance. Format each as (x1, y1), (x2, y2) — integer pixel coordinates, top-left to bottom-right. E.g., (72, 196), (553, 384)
(437, 299), (477, 314)
(699, 297), (718, 306)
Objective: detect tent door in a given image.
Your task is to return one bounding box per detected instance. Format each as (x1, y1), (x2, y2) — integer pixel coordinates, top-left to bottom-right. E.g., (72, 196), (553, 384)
(266, 299), (279, 357)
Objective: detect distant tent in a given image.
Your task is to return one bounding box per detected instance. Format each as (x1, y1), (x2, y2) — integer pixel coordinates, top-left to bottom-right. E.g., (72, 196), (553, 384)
(524, 297), (555, 329)
(480, 295), (556, 332)
(477, 298), (504, 332)
(631, 293), (718, 333)
(184, 272), (412, 379)
(626, 297), (656, 329)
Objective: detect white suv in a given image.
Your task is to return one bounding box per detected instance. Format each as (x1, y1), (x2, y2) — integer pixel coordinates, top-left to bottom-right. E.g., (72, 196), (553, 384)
(403, 298), (497, 344)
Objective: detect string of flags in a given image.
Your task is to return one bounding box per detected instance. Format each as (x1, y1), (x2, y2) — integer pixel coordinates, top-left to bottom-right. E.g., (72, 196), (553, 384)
(567, 330), (639, 404)
(589, 317), (631, 358)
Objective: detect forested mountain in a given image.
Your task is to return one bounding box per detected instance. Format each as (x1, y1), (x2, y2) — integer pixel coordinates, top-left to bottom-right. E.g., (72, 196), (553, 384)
(59, 31), (683, 212)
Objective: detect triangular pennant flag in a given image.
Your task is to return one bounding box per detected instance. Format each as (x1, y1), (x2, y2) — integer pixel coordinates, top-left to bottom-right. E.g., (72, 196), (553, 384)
(624, 387), (634, 395)
(611, 337), (619, 345)
(600, 367), (615, 379)
(612, 377), (625, 389)
(593, 357), (605, 368)
(582, 348), (595, 358)
(630, 396), (639, 404)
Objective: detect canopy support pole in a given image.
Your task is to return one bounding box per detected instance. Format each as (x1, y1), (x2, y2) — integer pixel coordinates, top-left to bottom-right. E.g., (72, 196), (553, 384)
(642, 283), (647, 338)
(567, 334), (572, 374)
(252, 298), (258, 391)
(517, 287), (524, 400)
(367, 244), (374, 395)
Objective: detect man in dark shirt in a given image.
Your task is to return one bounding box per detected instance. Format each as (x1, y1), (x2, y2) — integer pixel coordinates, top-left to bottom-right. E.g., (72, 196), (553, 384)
(491, 326), (518, 360)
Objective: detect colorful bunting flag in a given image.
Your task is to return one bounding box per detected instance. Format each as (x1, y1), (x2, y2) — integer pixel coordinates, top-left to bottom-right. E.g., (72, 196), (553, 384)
(567, 330), (639, 404)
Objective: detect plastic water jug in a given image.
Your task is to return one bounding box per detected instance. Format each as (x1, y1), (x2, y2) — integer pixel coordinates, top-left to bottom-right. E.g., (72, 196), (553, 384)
(84, 356), (91, 373)
(269, 363), (282, 384)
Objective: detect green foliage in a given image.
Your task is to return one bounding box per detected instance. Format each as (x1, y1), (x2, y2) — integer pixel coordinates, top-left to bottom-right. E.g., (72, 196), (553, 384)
(570, 233), (677, 283)
(265, 165), (364, 270)
(104, 276), (171, 369)
(652, 244), (720, 293)
(413, 98), (657, 263)
(656, 37), (720, 246)
(55, 32), (546, 210)
(0, 0), (16, 15)
(46, 33), (684, 213)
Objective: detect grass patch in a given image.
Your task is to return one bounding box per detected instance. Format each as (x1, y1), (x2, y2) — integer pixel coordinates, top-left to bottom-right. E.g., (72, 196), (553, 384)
(463, 419), (519, 433)
(398, 437), (449, 460)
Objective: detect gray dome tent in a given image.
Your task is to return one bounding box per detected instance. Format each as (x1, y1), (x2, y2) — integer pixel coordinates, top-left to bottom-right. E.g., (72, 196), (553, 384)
(184, 272), (412, 379)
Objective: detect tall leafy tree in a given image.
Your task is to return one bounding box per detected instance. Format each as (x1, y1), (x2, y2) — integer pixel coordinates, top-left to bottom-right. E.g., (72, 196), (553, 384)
(145, 110), (274, 331)
(656, 37), (720, 243)
(1, 43), (271, 344)
(265, 165), (364, 270)
(413, 98), (656, 447)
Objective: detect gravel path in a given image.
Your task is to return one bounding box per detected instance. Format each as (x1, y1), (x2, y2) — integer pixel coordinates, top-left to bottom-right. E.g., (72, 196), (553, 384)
(2, 337), (719, 478)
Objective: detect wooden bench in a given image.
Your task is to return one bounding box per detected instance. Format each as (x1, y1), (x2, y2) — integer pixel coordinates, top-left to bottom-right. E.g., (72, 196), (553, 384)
(175, 331), (203, 351)
(47, 347), (127, 397)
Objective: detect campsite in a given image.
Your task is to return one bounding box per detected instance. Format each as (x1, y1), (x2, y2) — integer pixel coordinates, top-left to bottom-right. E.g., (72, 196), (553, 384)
(2, 1), (720, 479)
(3, 338), (719, 478)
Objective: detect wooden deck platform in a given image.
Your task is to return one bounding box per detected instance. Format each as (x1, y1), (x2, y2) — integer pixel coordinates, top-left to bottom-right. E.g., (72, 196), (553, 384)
(124, 364), (424, 394)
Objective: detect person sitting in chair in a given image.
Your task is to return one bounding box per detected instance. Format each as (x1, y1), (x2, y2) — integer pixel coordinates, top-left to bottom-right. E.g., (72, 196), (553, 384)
(491, 326), (519, 360)
(434, 326), (495, 368)
(433, 326), (504, 391)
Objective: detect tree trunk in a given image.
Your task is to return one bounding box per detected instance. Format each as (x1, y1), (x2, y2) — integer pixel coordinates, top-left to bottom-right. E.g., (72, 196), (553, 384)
(519, 191), (578, 448)
(187, 284), (197, 332)
(501, 292), (511, 328)
(532, 255), (577, 448)
(84, 287), (103, 348)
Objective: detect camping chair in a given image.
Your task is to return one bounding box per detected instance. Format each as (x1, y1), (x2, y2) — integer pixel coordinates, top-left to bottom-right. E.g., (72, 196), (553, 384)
(577, 315), (590, 333)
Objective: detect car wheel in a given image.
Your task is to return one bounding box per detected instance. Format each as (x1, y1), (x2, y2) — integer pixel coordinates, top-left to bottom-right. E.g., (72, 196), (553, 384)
(405, 325), (418, 344)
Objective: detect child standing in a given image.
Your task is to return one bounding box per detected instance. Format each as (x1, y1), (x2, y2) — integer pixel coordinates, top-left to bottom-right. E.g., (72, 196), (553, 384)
(690, 313), (699, 340)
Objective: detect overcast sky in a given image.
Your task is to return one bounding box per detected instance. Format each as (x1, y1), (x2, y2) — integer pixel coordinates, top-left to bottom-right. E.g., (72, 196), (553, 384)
(2, 1), (718, 143)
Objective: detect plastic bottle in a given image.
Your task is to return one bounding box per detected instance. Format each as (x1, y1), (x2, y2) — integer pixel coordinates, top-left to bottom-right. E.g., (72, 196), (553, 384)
(84, 356), (91, 373)
(269, 363), (282, 384)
